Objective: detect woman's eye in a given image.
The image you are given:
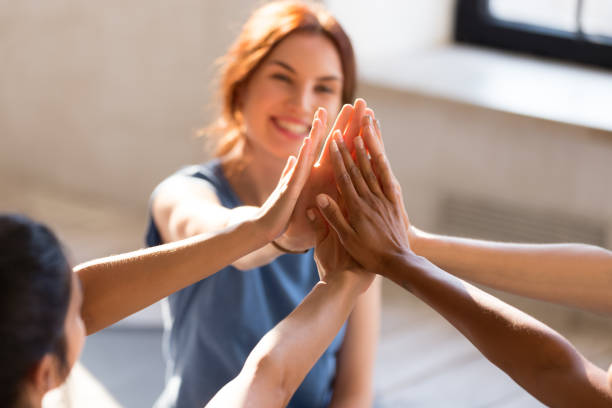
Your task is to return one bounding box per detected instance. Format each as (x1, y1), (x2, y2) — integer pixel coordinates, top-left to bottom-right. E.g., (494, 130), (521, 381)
(271, 73), (292, 83)
(315, 84), (334, 94)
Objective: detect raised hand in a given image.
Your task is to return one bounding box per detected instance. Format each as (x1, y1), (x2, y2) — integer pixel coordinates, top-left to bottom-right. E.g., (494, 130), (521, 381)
(307, 207), (374, 294)
(315, 115), (412, 276)
(255, 108), (325, 242)
(276, 99), (370, 251)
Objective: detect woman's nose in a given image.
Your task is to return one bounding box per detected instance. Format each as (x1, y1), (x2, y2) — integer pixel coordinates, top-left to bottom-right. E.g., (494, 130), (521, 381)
(289, 86), (314, 115)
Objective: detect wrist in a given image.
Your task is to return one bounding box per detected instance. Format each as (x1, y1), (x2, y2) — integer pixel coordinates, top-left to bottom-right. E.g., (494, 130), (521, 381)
(379, 249), (418, 277)
(408, 226), (424, 255)
(273, 233), (310, 253)
(322, 268), (371, 296)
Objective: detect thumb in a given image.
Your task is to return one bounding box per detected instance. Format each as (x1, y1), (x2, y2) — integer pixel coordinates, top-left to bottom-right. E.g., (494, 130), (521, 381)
(315, 194), (354, 244)
(280, 155), (297, 180)
(307, 208), (328, 245)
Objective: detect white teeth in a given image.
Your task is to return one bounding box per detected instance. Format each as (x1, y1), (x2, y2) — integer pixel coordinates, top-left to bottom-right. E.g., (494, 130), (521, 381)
(276, 119), (308, 135)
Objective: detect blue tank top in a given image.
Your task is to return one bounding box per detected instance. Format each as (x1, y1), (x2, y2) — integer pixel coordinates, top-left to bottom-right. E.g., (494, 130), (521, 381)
(146, 159), (347, 408)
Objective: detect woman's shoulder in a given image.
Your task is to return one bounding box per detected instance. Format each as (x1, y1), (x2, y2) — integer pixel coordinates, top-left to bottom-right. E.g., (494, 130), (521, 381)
(176, 158), (223, 184)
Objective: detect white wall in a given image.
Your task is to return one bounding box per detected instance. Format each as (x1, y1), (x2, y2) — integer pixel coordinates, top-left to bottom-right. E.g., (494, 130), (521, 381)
(325, 0), (455, 70)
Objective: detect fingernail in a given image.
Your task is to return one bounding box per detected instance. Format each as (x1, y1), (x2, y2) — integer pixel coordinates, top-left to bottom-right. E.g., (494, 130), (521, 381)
(376, 119), (381, 130)
(355, 136), (364, 149)
(331, 139), (338, 153)
(306, 209), (315, 221)
(316, 194), (329, 208)
(366, 115), (373, 124)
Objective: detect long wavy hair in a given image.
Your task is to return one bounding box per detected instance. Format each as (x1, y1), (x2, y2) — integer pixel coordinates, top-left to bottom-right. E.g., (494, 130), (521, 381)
(206, 0), (356, 157)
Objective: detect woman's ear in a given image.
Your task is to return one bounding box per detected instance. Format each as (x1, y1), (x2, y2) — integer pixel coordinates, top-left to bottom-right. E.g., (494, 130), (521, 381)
(30, 354), (64, 399)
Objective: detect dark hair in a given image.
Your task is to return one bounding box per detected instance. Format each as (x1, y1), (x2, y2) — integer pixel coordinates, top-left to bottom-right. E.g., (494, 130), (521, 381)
(0, 214), (72, 407)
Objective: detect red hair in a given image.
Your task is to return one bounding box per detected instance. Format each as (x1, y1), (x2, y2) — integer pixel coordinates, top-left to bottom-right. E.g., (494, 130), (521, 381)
(207, 0), (356, 157)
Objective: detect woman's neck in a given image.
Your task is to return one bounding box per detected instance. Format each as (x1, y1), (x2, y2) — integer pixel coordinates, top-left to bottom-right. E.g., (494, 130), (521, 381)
(221, 142), (286, 206)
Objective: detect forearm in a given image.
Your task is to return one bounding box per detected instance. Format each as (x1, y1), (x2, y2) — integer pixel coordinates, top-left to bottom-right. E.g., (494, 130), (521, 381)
(387, 254), (611, 407)
(209, 277), (362, 408)
(329, 278), (381, 408)
(76, 220), (264, 334)
(169, 205), (288, 270)
(412, 228), (612, 314)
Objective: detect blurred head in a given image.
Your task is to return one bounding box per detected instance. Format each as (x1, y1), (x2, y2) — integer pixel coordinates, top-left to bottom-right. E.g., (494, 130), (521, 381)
(209, 0), (356, 159)
(0, 214), (85, 407)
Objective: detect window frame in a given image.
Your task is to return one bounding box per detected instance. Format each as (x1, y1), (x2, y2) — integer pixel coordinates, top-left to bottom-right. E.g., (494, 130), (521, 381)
(454, 0), (612, 70)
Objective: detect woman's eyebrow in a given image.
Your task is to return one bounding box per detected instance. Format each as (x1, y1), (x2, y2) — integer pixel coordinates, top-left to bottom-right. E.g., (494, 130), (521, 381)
(270, 60), (294, 73)
(270, 59), (342, 82)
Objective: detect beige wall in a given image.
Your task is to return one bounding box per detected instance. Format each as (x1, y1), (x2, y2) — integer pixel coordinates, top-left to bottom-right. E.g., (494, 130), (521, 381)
(1, 0), (255, 211)
(359, 83), (612, 247)
(2, 1), (611, 248)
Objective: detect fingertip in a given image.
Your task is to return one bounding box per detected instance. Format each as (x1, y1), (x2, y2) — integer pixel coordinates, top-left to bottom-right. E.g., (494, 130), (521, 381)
(306, 208), (316, 222)
(316, 194), (330, 209)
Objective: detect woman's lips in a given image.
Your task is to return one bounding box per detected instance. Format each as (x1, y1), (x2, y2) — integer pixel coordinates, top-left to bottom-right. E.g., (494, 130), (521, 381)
(271, 117), (310, 140)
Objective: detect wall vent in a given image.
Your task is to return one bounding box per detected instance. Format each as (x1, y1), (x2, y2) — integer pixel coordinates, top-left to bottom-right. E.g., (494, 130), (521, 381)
(438, 195), (607, 247)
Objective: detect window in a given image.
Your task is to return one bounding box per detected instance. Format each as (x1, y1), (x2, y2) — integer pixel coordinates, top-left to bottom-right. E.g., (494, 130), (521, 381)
(455, 0), (612, 69)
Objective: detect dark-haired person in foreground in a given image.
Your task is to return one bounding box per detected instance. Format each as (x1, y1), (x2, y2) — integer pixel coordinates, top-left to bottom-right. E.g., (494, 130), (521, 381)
(313, 115), (612, 407)
(0, 121), (348, 407)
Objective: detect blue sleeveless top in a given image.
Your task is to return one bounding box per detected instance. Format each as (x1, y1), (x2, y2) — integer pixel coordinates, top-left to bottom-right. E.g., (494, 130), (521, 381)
(146, 159), (347, 408)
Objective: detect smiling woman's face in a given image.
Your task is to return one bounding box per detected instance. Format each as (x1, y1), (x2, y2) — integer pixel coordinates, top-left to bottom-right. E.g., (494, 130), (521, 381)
(239, 32), (343, 161)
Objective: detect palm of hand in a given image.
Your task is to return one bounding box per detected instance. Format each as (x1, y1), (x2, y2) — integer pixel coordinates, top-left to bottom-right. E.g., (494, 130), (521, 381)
(280, 100), (368, 251)
(313, 222), (362, 282)
(284, 161), (338, 250)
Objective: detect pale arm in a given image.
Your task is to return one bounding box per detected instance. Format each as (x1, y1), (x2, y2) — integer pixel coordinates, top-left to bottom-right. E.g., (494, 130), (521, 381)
(329, 277), (380, 408)
(76, 131), (319, 334)
(206, 205), (375, 408)
(411, 230), (612, 314)
(205, 278), (365, 408)
(75, 220), (263, 334)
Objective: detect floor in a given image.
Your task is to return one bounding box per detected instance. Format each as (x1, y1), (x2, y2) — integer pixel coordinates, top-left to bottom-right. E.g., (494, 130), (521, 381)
(5, 184), (612, 407)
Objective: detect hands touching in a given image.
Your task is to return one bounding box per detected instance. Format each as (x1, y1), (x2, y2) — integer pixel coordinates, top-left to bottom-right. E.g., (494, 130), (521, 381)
(257, 96), (406, 282)
(278, 99), (371, 251)
(314, 114), (413, 277)
(307, 206), (374, 294)
(254, 108), (326, 243)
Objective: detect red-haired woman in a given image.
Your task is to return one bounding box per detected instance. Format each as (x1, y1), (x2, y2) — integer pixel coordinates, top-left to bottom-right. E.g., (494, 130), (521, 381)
(146, 1), (379, 407)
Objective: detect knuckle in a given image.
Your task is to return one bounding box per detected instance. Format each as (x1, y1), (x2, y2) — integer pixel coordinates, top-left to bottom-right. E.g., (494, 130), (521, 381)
(340, 172), (352, 186)
(374, 152), (386, 165)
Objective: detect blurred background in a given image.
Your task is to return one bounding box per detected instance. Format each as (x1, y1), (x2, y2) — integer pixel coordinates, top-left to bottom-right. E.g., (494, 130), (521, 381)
(2, 1), (612, 407)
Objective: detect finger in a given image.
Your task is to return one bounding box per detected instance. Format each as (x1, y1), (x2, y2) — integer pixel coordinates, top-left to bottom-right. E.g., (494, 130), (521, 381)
(334, 131), (371, 198)
(364, 107), (375, 119)
(373, 116), (385, 148)
(317, 104), (353, 166)
(307, 208), (329, 245)
(353, 135), (384, 197)
(343, 98), (366, 152)
(280, 155), (297, 181)
(281, 136), (313, 202)
(311, 108), (327, 156)
(362, 117), (397, 202)
(364, 108), (383, 144)
(329, 131), (360, 205)
(315, 194), (354, 242)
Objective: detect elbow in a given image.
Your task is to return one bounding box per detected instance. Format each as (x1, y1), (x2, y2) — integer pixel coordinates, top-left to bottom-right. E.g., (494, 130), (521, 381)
(244, 350), (292, 407)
